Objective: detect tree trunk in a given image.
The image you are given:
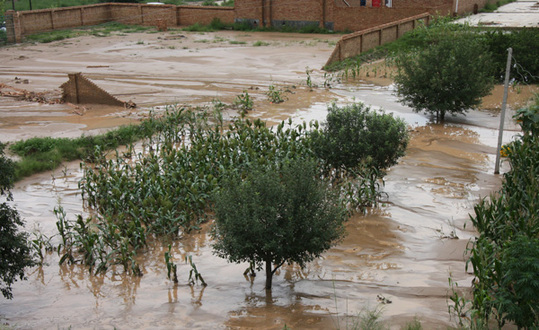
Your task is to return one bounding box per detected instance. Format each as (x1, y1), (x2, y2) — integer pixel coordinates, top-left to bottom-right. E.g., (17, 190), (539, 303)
(265, 259), (273, 290)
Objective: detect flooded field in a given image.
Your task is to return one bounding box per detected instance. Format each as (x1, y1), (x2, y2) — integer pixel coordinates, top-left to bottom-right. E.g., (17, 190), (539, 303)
(0, 30), (535, 329)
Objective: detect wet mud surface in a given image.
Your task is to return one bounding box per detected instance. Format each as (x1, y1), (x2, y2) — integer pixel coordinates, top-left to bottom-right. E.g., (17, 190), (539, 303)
(0, 30), (536, 329)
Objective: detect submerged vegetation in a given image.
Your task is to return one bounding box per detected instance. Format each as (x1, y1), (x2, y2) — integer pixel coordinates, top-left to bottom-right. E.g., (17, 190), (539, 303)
(29, 102), (408, 280)
(450, 96), (539, 328)
(8, 112), (179, 180)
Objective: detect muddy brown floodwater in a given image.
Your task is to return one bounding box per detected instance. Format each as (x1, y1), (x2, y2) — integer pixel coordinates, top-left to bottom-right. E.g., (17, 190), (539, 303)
(0, 30), (536, 329)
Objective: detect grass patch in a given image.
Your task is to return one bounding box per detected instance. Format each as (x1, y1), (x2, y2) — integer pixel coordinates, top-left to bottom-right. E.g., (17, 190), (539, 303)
(229, 40), (246, 45)
(22, 22), (152, 44)
(8, 110), (178, 181)
(252, 40), (269, 46)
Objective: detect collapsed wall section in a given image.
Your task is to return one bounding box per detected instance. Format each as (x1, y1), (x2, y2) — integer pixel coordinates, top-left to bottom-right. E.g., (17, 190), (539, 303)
(61, 73), (128, 107)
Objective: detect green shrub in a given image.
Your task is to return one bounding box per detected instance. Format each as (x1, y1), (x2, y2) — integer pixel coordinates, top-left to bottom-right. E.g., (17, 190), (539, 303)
(310, 102), (408, 173)
(0, 29), (7, 46)
(495, 235), (539, 328)
(484, 29), (539, 83)
(394, 27), (495, 122)
(467, 97), (539, 328)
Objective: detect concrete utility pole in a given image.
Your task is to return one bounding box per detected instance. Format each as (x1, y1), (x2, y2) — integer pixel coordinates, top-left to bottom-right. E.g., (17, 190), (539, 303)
(494, 47), (512, 175)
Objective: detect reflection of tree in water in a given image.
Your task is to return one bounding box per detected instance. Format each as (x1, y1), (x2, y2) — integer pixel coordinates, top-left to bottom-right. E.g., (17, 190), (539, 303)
(226, 287), (331, 329)
(412, 124), (481, 146)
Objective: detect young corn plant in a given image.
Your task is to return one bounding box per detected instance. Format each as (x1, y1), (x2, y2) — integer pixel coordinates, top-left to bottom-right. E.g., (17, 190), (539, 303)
(234, 90), (254, 117)
(30, 229), (53, 266)
(266, 84), (286, 104)
(164, 244), (178, 283)
(185, 255), (206, 286)
(305, 67), (316, 90)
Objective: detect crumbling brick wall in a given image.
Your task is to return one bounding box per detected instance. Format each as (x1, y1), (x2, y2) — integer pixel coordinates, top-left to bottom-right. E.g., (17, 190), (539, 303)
(61, 73), (126, 107)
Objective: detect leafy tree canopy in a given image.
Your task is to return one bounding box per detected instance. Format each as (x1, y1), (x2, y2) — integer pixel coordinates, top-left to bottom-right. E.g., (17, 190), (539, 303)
(394, 29), (495, 122)
(310, 102), (408, 173)
(0, 143), (35, 299)
(211, 159), (347, 290)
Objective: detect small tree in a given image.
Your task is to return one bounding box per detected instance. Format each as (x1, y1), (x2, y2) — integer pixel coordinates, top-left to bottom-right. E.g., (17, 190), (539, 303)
(0, 143), (35, 299)
(211, 159), (347, 290)
(394, 31), (494, 122)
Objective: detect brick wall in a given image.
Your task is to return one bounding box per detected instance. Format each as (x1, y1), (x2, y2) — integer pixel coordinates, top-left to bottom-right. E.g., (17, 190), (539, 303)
(332, 7), (425, 31)
(61, 73), (126, 107)
(391, 0), (454, 15)
(7, 3), (233, 42)
(234, 0), (263, 26)
(233, 0), (445, 32)
(325, 13), (430, 67)
(108, 3), (178, 26)
(80, 5), (111, 27)
(178, 6), (234, 26)
(6, 0), (497, 43)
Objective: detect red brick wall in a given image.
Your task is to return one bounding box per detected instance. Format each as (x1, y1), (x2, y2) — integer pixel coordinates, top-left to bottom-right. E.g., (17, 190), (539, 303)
(332, 7), (425, 31)
(61, 73), (125, 106)
(19, 10), (54, 34)
(108, 4), (143, 25)
(391, 0), (494, 15)
(7, 0), (495, 43)
(178, 6), (234, 26)
(8, 3), (234, 41)
(325, 13), (430, 66)
(80, 5), (112, 26)
(391, 0), (453, 14)
(234, 0), (263, 25)
(233, 0), (445, 32)
(270, 0), (323, 21)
